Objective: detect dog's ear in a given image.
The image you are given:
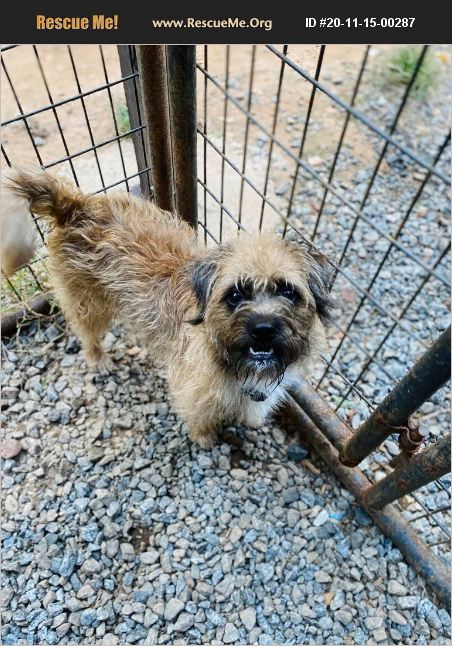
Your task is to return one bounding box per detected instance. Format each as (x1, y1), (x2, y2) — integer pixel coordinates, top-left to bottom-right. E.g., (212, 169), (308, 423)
(284, 236), (336, 323)
(306, 250), (336, 324)
(188, 251), (222, 325)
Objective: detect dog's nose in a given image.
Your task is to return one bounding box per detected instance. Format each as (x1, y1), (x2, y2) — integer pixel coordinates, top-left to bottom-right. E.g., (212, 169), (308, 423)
(248, 319), (278, 343)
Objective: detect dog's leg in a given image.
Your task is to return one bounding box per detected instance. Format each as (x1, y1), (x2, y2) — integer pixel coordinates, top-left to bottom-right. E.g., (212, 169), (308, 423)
(83, 337), (112, 373)
(173, 388), (224, 449)
(56, 285), (113, 373)
(69, 311), (113, 373)
(174, 393), (221, 449)
(168, 350), (226, 449)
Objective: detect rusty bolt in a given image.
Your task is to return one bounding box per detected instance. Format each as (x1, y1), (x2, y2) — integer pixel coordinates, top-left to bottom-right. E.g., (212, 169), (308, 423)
(398, 418), (427, 456)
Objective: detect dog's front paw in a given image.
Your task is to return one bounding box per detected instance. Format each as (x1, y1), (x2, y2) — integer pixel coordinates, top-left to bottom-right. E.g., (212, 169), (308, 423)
(190, 427), (217, 450)
(97, 355), (114, 375)
(246, 417), (265, 430)
(87, 353), (114, 376)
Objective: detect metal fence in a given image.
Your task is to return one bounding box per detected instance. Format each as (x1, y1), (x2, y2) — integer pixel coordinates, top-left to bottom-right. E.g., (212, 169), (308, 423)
(1, 44), (450, 604)
(1, 44), (151, 316)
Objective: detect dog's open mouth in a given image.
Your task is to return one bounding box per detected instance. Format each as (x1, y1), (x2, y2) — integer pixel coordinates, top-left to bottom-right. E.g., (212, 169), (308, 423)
(235, 344), (285, 390)
(249, 346), (274, 360)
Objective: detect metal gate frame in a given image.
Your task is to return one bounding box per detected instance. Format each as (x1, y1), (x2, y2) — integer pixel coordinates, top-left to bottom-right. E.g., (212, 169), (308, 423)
(128, 45), (451, 607)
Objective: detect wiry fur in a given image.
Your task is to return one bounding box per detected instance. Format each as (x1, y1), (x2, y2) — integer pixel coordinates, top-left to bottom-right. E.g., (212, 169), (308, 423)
(7, 168), (335, 448)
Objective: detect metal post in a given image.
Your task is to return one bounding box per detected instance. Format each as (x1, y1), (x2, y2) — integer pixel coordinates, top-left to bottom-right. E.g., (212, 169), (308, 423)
(136, 45), (174, 212)
(166, 45), (198, 228)
(363, 434), (451, 510)
(340, 326), (451, 467)
(285, 395), (451, 608)
(117, 46), (152, 199)
(289, 376), (352, 450)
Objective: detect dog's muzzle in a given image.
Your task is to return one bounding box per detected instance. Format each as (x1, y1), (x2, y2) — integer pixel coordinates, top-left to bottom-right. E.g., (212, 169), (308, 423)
(231, 315), (294, 393)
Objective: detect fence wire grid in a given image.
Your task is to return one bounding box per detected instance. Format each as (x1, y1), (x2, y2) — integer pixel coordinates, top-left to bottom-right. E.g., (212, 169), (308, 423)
(1, 44), (451, 561)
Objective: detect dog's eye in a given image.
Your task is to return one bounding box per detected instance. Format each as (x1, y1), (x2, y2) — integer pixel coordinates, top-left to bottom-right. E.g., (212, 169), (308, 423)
(226, 288), (243, 307)
(277, 283), (300, 304)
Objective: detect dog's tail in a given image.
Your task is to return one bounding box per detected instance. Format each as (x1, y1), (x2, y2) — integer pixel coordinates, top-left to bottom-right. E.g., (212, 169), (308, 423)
(4, 168), (86, 227)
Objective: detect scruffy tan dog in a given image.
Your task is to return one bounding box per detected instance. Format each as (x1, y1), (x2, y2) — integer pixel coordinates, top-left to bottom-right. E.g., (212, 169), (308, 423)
(8, 169), (335, 448)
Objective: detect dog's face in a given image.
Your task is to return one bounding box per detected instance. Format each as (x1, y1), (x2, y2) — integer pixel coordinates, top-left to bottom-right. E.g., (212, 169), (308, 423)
(190, 233), (334, 395)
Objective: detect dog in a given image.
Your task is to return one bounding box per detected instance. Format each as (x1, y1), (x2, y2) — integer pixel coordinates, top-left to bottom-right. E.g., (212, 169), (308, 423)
(7, 168), (335, 448)
(1, 178), (37, 277)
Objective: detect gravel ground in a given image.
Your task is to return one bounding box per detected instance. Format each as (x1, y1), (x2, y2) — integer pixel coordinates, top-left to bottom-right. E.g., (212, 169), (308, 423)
(1, 319), (451, 646)
(2, 49), (451, 646)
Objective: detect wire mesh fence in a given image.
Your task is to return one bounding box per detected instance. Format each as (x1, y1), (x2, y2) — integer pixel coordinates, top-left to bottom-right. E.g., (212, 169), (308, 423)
(1, 44), (450, 562)
(1, 44), (151, 312)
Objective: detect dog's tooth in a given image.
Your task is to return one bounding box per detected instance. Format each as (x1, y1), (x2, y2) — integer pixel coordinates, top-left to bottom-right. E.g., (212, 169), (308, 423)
(249, 347), (274, 358)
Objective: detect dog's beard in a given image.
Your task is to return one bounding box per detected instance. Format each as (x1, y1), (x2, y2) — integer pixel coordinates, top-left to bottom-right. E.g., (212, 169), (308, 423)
(211, 306), (313, 397)
(233, 335), (299, 394)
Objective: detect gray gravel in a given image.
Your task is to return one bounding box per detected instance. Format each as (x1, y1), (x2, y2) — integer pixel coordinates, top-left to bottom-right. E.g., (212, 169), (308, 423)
(1, 318), (450, 645)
